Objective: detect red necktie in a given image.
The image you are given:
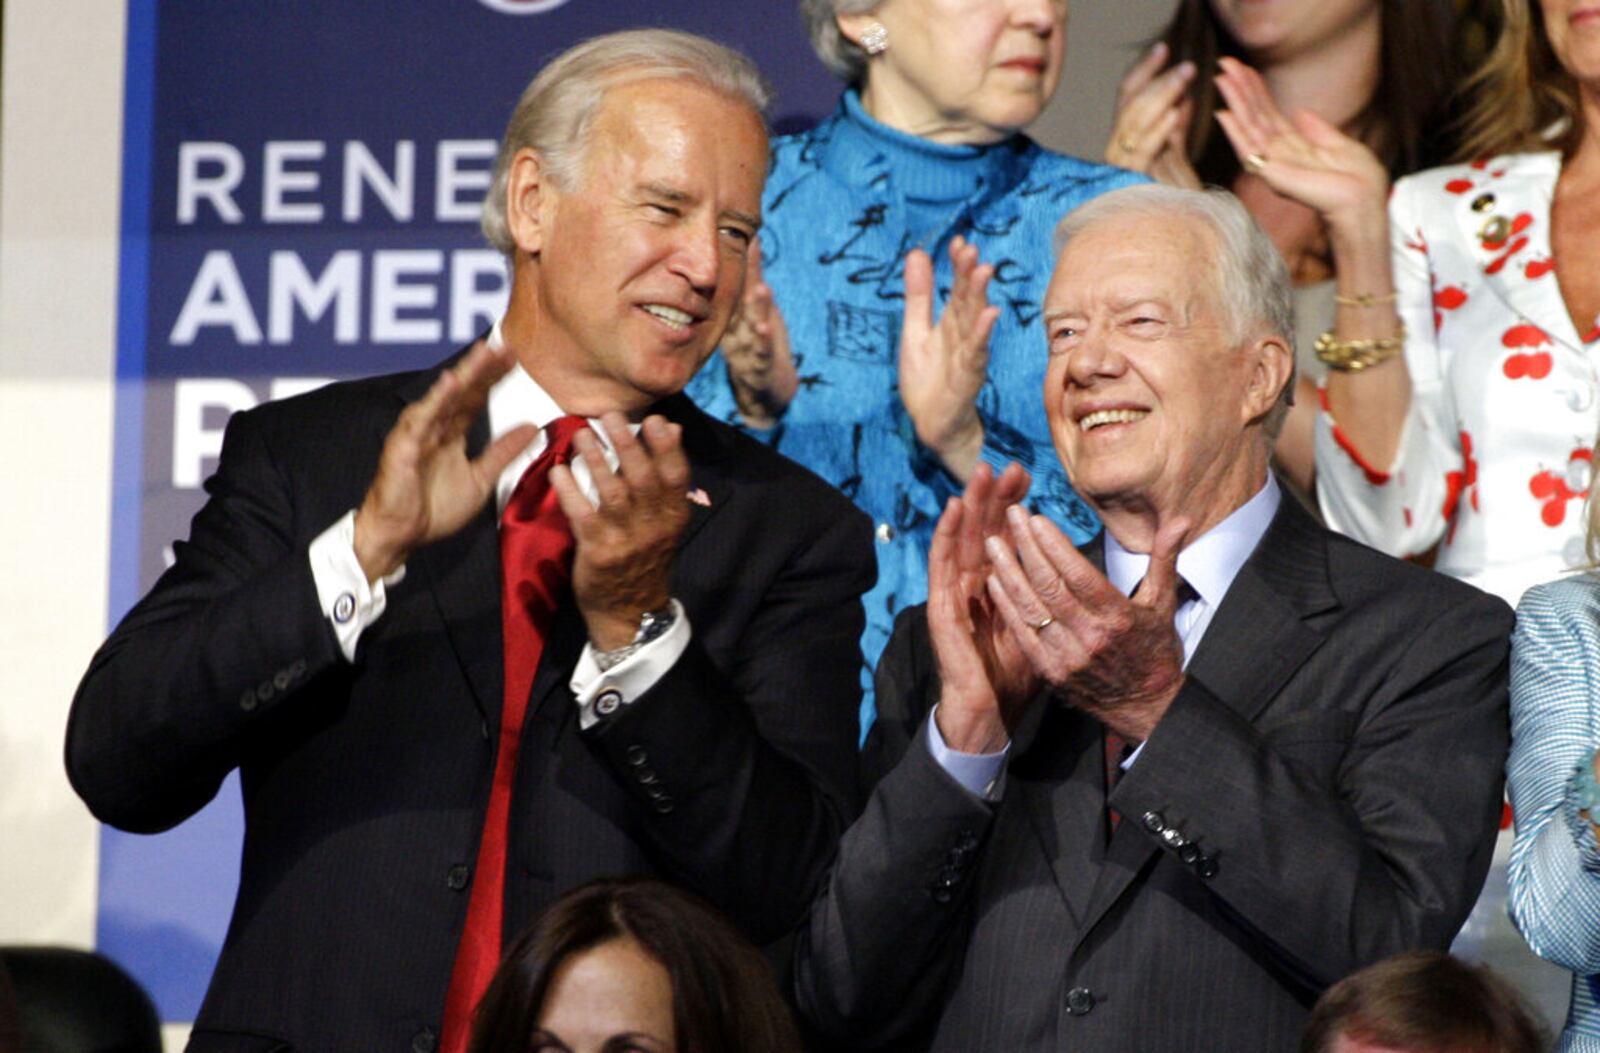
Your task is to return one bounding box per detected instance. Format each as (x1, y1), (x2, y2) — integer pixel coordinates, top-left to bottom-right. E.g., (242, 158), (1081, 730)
(440, 415), (587, 1053)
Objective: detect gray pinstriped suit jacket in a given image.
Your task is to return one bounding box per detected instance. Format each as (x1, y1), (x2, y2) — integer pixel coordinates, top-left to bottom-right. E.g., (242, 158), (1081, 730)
(797, 493), (1512, 1051)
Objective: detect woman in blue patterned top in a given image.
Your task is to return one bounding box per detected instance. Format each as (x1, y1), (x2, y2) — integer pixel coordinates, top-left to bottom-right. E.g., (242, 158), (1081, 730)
(1509, 485), (1600, 1052)
(687, 0), (1143, 733)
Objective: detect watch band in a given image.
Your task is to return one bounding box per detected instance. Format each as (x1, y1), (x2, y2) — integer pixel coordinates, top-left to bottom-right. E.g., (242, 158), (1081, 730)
(593, 604), (677, 672)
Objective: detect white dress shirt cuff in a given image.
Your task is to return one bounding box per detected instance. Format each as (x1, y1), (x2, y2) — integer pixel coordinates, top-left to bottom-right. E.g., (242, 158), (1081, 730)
(926, 707), (1009, 801)
(571, 599), (692, 730)
(308, 510), (406, 662)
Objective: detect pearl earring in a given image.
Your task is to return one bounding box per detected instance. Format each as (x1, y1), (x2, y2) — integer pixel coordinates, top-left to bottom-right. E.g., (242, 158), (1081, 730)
(861, 22), (889, 55)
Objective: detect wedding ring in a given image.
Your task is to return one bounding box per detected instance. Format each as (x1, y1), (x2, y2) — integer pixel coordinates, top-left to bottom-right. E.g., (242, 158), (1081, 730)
(1031, 615), (1055, 632)
(1243, 152), (1267, 174)
(1118, 136), (1139, 155)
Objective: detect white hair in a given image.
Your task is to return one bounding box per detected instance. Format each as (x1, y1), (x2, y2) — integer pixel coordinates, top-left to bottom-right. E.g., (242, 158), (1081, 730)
(480, 29), (772, 257)
(801, 0), (881, 84)
(1052, 184), (1297, 435)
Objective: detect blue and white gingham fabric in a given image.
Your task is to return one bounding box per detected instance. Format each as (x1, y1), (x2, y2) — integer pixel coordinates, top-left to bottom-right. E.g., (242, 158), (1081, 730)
(1510, 576), (1600, 1052)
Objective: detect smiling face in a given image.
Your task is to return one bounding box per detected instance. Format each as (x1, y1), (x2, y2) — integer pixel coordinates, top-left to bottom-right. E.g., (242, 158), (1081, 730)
(507, 77), (767, 416)
(1042, 210), (1285, 538)
(533, 937), (677, 1053)
(1206, 0), (1380, 65)
(842, 0), (1068, 143)
(1540, 0), (1600, 85)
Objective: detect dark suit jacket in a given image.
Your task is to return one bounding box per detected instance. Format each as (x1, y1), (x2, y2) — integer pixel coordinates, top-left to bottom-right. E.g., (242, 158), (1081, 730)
(796, 495), (1511, 1051)
(66, 354), (874, 1052)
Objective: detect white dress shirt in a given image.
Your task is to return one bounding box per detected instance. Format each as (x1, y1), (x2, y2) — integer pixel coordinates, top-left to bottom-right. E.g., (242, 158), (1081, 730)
(929, 475), (1283, 799)
(307, 321), (691, 727)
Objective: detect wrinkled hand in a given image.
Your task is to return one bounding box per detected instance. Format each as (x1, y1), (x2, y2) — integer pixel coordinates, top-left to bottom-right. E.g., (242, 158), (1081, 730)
(928, 462), (1037, 754)
(1105, 42), (1200, 189)
(553, 413), (691, 651)
(900, 236), (999, 483)
(986, 512), (1191, 742)
(354, 342), (537, 581)
(723, 239), (798, 429)
(1213, 57), (1389, 233)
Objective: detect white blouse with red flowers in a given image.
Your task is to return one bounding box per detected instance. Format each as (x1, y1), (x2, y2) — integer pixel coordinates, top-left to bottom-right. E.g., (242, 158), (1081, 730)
(1317, 151), (1599, 605)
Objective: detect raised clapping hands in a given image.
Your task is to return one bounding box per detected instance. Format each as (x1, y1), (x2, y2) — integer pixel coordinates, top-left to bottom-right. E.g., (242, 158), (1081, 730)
(1212, 57), (1390, 234)
(354, 341), (539, 582)
(900, 236), (1000, 483)
(1105, 42), (1200, 189)
(932, 463), (1191, 752)
(553, 414), (692, 651)
(723, 238), (798, 430)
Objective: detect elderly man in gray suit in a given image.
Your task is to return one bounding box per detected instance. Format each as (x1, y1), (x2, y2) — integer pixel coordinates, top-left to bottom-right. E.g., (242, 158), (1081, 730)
(795, 184), (1512, 1052)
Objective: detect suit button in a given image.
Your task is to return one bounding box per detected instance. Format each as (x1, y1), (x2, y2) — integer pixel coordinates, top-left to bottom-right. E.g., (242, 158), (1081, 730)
(289, 658), (307, 677)
(1160, 827), (1186, 849)
(1177, 843), (1201, 864)
(935, 868), (961, 891)
(412, 1027), (437, 1053)
(931, 885), (954, 904)
(1142, 811), (1165, 833)
(1197, 857), (1219, 879)
(646, 785), (666, 801)
(625, 745), (648, 767)
(1065, 986), (1096, 1016)
(446, 864), (470, 891)
(652, 797), (675, 815)
(637, 768), (659, 785)
(256, 682), (275, 703)
(595, 689), (623, 716)
(238, 689), (258, 712)
(273, 669), (292, 690)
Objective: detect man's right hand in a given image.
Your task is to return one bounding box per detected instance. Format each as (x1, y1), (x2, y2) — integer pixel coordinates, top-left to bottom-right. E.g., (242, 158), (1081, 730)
(928, 462), (1037, 755)
(724, 240), (798, 429)
(353, 342), (538, 582)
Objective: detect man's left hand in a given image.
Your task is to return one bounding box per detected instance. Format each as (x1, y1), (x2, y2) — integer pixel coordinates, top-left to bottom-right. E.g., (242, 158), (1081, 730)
(553, 413), (690, 651)
(985, 509), (1189, 741)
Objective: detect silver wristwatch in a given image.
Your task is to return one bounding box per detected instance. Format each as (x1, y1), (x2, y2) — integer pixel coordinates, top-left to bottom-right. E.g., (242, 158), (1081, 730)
(594, 604), (677, 672)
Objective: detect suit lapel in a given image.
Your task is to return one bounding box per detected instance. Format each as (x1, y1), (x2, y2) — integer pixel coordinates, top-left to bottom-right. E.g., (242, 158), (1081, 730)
(1023, 497), (1339, 936)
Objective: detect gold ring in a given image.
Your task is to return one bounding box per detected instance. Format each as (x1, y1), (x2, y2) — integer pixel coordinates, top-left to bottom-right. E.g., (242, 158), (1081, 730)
(1031, 615), (1055, 632)
(1118, 136), (1139, 155)
(1243, 152), (1267, 174)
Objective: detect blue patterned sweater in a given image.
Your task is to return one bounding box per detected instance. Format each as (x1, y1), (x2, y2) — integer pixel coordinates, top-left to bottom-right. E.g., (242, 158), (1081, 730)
(688, 91), (1146, 734)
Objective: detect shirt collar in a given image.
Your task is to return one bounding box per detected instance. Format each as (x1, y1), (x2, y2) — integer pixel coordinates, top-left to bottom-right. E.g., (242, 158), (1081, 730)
(1103, 474), (1281, 608)
(819, 90), (1032, 204)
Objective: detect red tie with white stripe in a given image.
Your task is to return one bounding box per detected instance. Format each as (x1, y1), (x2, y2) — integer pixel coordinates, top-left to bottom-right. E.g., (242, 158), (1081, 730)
(439, 415), (587, 1053)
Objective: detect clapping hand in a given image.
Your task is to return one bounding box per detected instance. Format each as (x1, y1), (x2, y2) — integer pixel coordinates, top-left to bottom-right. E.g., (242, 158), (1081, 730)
(553, 414), (692, 652)
(899, 236), (999, 483)
(984, 512), (1191, 743)
(723, 239), (798, 429)
(354, 342), (538, 582)
(928, 462), (1037, 754)
(1105, 42), (1200, 189)
(1213, 57), (1389, 233)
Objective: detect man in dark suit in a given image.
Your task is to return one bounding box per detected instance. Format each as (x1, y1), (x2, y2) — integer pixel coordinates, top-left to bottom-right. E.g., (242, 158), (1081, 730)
(66, 30), (872, 1053)
(795, 184), (1511, 1051)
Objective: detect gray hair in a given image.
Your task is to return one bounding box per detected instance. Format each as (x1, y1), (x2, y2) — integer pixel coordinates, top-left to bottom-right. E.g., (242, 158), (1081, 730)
(481, 29), (772, 257)
(1052, 184), (1297, 436)
(801, 0), (880, 84)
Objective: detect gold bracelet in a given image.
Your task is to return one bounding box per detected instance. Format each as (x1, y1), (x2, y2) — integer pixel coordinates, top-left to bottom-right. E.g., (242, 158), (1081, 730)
(1314, 325), (1406, 373)
(1334, 290), (1399, 308)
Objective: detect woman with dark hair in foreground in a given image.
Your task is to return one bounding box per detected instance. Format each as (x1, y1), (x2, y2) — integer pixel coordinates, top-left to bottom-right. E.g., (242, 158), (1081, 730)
(468, 879), (801, 1053)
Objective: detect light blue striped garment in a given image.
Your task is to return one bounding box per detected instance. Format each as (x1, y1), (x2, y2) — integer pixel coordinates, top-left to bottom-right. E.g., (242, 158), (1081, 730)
(1510, 575), (1600, 1052)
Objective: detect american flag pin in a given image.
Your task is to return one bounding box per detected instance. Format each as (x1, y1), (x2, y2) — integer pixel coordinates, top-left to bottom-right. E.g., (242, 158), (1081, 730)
(686, 487), (712, 507)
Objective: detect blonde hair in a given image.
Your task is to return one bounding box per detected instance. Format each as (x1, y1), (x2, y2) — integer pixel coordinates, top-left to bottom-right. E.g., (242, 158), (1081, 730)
(1454, 0), (1581, 161)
